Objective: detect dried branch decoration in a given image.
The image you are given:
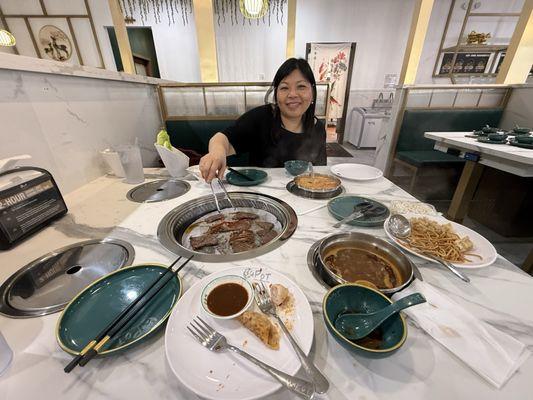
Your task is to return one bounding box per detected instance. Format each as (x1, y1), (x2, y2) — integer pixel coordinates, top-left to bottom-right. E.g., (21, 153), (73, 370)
(119, 0), (193, 25)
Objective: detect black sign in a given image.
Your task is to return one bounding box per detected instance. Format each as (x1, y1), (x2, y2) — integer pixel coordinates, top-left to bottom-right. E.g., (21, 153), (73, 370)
(439, 52), (491, 75)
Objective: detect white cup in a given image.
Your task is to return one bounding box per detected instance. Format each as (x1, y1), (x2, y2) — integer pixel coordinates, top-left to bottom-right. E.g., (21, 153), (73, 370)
(116, 145), (144, 184)
(0, 331), (13, 377)
(100, 150), (125, 177)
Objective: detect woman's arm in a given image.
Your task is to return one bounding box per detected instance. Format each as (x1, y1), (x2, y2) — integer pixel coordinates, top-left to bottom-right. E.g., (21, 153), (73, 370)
(199, 132), (236, 182)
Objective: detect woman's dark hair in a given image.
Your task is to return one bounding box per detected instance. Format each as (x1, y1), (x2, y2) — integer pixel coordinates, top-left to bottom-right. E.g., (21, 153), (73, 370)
(265, 58), (317, 141)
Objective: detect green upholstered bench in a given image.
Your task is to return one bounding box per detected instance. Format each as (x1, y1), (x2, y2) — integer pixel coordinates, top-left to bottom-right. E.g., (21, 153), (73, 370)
(392, 108), (503, 192)
(165, 120), (249, 166)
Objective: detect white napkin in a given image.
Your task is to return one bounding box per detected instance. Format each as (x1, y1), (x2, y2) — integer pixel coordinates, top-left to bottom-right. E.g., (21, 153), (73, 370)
(392, 281), (530, 388)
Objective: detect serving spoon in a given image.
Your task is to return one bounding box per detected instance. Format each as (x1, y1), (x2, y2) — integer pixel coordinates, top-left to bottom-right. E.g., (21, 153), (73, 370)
(334, 292), (426, 340)
(387, 214), (470, 283)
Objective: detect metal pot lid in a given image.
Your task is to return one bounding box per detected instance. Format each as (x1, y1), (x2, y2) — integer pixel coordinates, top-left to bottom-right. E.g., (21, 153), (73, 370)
(286, 181), (345, 199)
(127, 179), (191, 203)
(0, 238), (135, 318)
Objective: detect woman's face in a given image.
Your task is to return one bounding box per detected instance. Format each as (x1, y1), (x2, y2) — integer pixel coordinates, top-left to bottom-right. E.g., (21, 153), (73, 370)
(276, 69), (313, 120)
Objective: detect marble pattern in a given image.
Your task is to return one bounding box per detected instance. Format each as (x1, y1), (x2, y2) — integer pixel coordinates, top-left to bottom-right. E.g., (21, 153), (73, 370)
(0, 66), (163, 194)
(425, 132), (533, 177)
(0, 168), (532, 400)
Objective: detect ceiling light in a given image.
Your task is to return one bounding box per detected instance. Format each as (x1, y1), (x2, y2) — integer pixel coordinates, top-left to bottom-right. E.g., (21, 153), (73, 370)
(240, 0), (269, 19)
(0, 29), (16, 47)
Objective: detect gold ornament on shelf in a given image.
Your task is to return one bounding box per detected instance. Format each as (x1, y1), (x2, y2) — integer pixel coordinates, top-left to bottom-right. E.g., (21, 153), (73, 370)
(467, 31), (491, 45)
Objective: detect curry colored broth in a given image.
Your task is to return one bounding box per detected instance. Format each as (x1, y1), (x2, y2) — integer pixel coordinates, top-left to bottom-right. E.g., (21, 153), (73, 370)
(323, 245), (403, 289)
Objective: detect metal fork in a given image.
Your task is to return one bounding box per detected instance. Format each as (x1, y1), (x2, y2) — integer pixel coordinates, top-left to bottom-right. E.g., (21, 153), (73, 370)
(253, 282), (330, 394)
(210, 178), (236, 213)
(187, 316), (316, 400)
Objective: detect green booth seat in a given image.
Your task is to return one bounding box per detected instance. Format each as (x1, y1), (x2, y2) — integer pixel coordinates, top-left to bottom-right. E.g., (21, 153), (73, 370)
(396, 150), (466, 168)
(165, 119), (249, 166)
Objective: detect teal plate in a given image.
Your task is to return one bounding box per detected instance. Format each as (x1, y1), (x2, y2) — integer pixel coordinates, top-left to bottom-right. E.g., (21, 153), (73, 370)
(226, 168), (268, 186)
(476, 137), (507, 144)
(56, 264), (182, 356)
(509, 140), (533, 149)
(328, 196), (389, 227)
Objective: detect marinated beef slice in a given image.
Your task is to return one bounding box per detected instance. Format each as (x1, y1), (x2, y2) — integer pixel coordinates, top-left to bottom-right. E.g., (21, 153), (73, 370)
(254, 221), (273, 231)
(229, 230), (259, 253)
(232, 212), (259, 220)
(258, 229), (278, 245)
(190, 233), (219, 250)
(208, 219), (252, 234)
(204, 214), (225, 223)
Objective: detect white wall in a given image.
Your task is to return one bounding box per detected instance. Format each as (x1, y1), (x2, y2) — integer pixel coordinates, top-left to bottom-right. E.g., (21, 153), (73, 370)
(0, 0), (201, 82)
(295, 0), (415, 91)
(215, 8), (287, 82)
(0, 57), (162, 194)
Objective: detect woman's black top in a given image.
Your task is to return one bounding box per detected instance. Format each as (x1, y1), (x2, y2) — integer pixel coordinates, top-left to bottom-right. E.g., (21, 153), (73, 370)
(222, 105), (327, 167)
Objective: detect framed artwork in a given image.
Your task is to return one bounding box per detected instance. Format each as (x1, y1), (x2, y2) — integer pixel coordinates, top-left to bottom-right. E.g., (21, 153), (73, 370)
(438, 52), (491, 75)
(38, 25), (72, 62)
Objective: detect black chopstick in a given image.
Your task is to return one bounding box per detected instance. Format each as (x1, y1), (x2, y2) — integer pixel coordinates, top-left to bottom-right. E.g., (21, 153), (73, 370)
(63, 255), (192, 373)
(227, 167), (254, 181)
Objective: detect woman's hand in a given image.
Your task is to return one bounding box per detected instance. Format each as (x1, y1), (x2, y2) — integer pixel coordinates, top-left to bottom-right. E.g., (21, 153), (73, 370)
(199, 150), (226, 182)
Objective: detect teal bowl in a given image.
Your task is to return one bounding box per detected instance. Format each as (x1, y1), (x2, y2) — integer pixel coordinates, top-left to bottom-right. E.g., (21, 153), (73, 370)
(226, 168), (268, 186)
(487, 132), (508, 141)
(482, 126), (499, 134)
(323, 284), (407, 358)
(56, 263), (181, 356)
(513, 127), (531, 134)
(284, 160), (310, 176)
(516, 135), (533, 144)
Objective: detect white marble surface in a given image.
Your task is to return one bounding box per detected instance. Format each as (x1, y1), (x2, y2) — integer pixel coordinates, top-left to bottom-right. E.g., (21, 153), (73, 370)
(425, 131), (533, 177)
(0, 67), (163, 194)
(1, 168), (532, 400)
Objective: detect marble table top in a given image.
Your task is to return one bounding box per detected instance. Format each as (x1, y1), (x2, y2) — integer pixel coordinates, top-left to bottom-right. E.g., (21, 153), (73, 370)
(425, 131), (533, 176)
(1, 168), (532, 400)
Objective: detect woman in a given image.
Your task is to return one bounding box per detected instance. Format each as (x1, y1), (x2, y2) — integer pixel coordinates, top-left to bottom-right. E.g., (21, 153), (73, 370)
(199, 58), (327, 182)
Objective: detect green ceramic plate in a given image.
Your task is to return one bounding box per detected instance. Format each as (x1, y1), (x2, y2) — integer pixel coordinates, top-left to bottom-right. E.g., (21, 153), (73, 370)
(226, 168), (268, 186)
(56, 264), (181, 356)
(476, 137), (507, 144)
(509, 140), (533, 149)
(327, 196), (390, 227)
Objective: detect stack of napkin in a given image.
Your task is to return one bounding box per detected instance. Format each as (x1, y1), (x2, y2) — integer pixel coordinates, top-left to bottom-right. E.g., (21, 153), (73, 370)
(392, 280), (530, 388)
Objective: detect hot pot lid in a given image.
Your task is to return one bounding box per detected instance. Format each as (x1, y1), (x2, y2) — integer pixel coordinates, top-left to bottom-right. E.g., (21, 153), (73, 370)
(127, 179), (190, 203)
(0, 238), (135, 318)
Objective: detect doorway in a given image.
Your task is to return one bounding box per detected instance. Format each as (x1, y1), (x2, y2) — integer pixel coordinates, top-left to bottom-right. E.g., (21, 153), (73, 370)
(306, 42), (356, 143)
(106, 27), (160, 78)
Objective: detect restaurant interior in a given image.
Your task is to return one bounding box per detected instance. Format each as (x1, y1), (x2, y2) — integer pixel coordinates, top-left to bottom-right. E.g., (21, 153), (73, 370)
(0, 0), (532, 399)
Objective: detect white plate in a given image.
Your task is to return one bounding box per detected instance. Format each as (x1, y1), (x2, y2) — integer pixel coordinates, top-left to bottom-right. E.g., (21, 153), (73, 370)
(165, 266), (314, 400)
(384, 213), (497, 269)
(330, 163), (383, 181)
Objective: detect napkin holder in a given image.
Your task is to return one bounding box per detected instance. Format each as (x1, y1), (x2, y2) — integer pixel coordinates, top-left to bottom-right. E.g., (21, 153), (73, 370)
(154, 143), (189, 178)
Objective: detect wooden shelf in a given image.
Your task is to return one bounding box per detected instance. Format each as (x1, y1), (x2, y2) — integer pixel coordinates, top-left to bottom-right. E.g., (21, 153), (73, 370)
(442, 45), (507, 53)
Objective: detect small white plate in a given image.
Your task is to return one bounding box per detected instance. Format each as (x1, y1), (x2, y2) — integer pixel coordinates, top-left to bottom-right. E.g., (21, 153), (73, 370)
(330, 163), (383, 181)
(384, 213), (498, 269)
(165, 266), (314, 400)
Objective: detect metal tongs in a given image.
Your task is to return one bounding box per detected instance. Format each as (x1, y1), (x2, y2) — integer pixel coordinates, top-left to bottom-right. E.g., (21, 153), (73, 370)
(210, 177), (236, 213)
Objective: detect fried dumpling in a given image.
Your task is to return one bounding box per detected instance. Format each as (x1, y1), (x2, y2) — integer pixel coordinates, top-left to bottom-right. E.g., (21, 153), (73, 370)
(237, 311), (280, 350)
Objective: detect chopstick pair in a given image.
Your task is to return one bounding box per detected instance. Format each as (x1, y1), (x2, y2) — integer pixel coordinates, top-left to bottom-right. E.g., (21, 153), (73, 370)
(227, 167), (254, 182)
(63, 255), (193, 373)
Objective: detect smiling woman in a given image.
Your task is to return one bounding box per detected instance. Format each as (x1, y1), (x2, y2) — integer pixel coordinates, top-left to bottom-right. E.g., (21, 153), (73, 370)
(198, 58), (327, 182)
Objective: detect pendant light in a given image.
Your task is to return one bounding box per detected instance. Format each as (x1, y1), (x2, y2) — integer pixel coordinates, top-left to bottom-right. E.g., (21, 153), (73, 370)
(0, 29), (16, 47)
(239, 0), (269, 19)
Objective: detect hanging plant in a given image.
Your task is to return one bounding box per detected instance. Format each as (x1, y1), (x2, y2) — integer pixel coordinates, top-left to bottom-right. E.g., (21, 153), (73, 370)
(119, 0), (193, 25)
(214, 0), (287, 26)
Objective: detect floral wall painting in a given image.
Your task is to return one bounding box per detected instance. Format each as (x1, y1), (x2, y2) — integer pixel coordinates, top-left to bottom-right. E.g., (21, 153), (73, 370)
(308, 43), (353, 120)
(38, 25), (72, 62)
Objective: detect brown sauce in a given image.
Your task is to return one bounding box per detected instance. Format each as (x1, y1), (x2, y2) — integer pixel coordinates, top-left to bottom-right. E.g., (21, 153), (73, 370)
(354, 327), (383, 349)
(207, 283), (249, 317)
(324, 246), (402, 289)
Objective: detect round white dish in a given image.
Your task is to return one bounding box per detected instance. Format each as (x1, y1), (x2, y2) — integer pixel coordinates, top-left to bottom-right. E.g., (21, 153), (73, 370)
(384, 213), (497, 269)
(330, 163), (383, 181)
(165, 266), (314, 400)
